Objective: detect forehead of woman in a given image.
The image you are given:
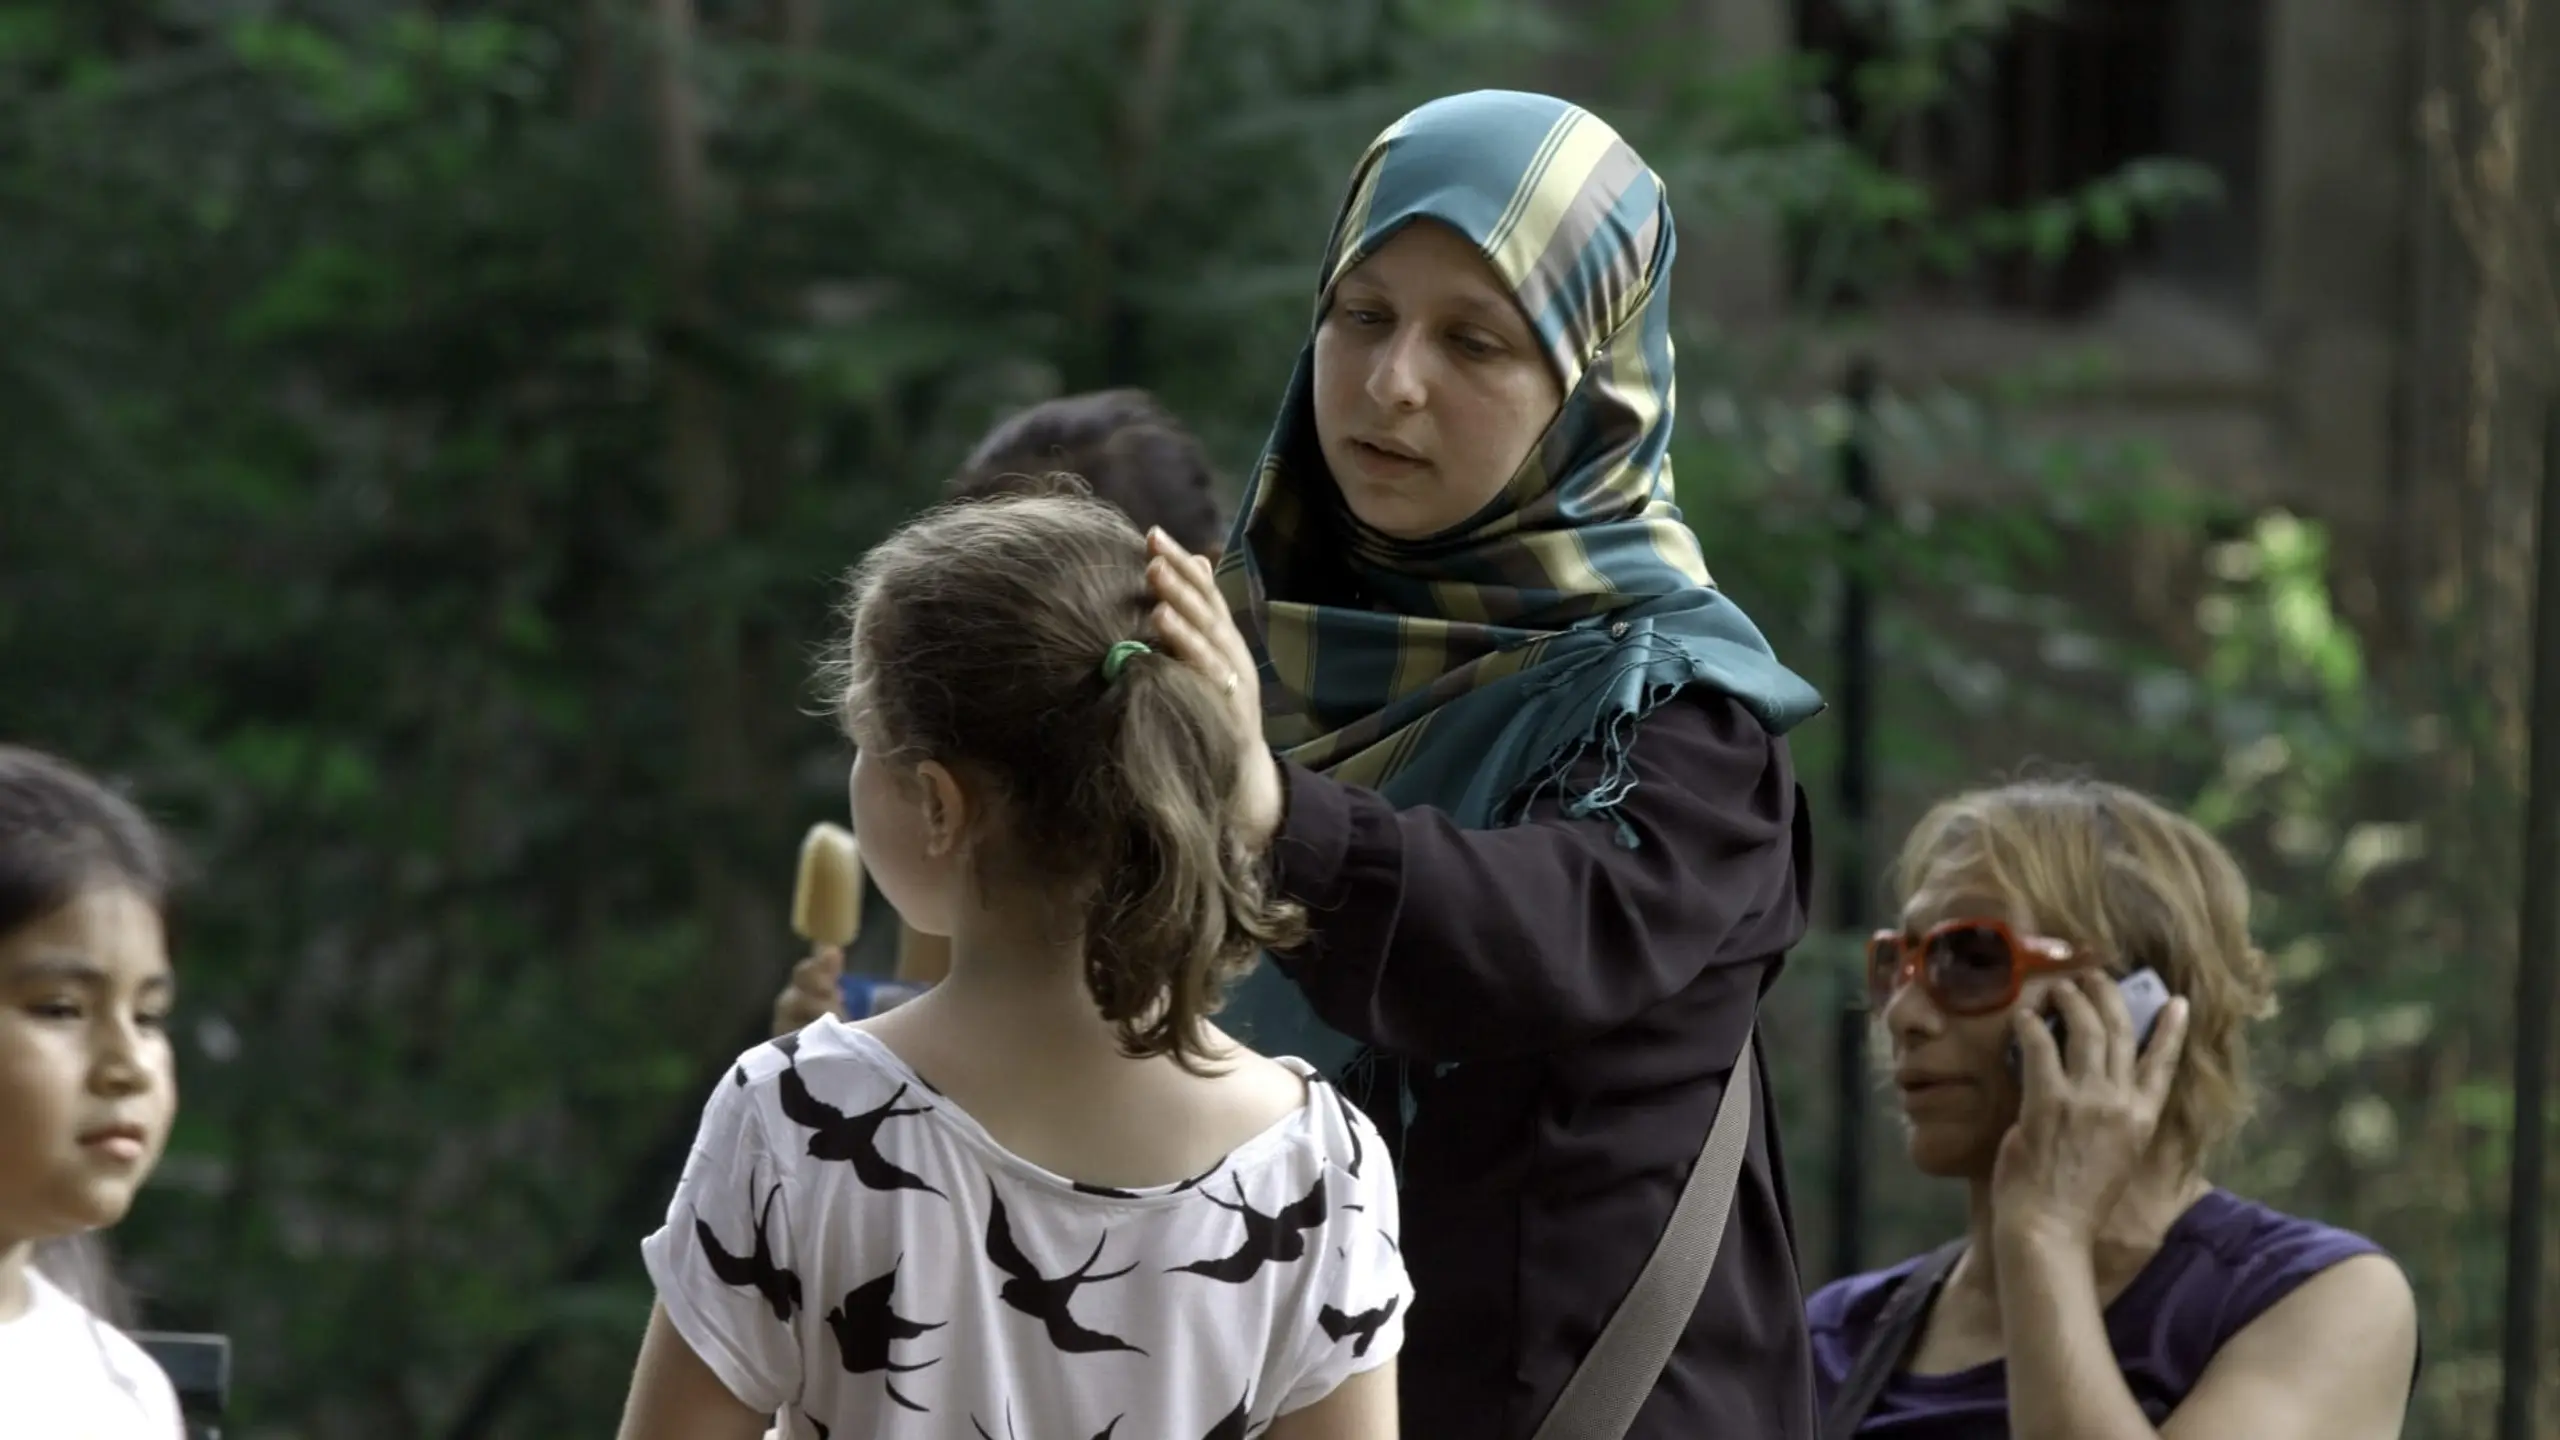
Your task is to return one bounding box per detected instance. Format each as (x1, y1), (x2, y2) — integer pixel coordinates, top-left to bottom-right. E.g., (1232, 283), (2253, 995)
(1896, 815), (2095, 941)
(1317, 90), (1673, 396)
(1897, 863), (2027, 930)
(1330, 222), (1524, 328)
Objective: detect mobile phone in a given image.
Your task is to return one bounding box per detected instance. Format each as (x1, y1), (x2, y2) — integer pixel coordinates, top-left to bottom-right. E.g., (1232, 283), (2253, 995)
(2005, 967), (2172, 1080)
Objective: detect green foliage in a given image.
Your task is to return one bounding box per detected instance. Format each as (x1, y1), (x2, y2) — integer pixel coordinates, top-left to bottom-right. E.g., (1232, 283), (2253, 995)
(5, 0), (2529, 1435)
(1, 1), (1538, 1434)
(2181, 514), (2534, 1437)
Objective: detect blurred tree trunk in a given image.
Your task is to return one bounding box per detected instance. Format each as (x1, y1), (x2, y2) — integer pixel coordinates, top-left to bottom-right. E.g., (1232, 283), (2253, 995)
(577, 0), (615, 118)
(775, 0), (820, 106)
(739, 0), (826, 534)
(2420, 0), (2558, 756)
(1072, 0), (1190, 387)
(2412, 1), (2560, 1427)
(647, 0), (776, 1018)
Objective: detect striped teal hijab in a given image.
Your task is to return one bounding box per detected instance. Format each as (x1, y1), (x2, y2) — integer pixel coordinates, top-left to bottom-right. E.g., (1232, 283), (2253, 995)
(1216, 90), (1822, 1079)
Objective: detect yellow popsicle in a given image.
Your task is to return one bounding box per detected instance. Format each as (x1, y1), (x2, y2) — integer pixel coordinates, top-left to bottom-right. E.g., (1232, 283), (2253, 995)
(791, 822), (864, 948)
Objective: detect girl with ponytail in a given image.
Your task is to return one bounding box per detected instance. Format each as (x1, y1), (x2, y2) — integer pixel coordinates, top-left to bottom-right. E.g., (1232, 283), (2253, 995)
(619, 491), (1407, 1440)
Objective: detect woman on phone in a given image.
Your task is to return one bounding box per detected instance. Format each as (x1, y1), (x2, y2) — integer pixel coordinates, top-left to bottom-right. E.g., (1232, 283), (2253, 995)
(1810, 778), (2418, 1439)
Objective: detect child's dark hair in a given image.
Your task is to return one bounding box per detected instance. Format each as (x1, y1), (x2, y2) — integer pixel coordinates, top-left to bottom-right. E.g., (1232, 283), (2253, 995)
(0, 745), (171, 936)
(0, 746), (170, 1330)
(827, 492), (1301, 1070)
(949, 390), (1226, 555)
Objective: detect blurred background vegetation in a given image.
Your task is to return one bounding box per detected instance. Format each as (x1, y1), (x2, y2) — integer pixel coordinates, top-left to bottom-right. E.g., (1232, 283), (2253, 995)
(3, 0), (2553, 1435)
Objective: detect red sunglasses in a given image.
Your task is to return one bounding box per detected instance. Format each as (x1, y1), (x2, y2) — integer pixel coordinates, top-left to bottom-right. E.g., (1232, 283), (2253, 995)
(1866, 917), (2088, 1016)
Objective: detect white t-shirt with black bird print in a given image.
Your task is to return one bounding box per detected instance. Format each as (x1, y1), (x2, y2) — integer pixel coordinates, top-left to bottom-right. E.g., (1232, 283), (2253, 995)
(642, 1019), (1410, 1439)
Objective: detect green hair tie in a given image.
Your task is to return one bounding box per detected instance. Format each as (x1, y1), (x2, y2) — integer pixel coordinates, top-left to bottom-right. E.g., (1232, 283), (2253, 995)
(1100, 639), (1153, 683)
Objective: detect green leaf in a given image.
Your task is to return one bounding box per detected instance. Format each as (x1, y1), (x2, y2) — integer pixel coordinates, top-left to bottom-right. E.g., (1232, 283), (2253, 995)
(2026, 199), (2077, 262)
(2084, 186), (2132, 244)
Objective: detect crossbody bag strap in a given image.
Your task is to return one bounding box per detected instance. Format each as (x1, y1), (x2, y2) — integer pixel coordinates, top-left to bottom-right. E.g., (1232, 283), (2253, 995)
(1818, 1240), (1967, 1440)
(1529, 1031), (1758, 1440)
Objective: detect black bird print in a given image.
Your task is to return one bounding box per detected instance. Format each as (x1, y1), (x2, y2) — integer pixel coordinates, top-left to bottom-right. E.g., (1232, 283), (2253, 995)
(824, 1257), (943, 1412)
(775, 1065), (946, 1199)
(695, 1178), (802, 1322)
(1201, 1393), (1252, 1440)
(984, 1189), (1147, 1356)
(1319, 1296), (1400, 1359)
(1169, 1172), (1329, 1284)
(807, 1422), (829, 1440)
(1331, 1085), (1365, 1179)
(736, 1030), (802, 1087)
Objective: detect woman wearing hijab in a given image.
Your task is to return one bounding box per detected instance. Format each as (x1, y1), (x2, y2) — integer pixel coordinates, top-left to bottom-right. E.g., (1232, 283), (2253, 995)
(1143, 90), (1827, 1439)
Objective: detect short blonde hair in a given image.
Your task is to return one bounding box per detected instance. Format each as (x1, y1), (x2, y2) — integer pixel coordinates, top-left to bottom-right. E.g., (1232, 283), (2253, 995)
(1890, 777), (2278, 1170)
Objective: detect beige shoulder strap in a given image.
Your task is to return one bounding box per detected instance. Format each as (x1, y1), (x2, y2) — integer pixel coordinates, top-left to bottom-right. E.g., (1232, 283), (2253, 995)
(1530, 1031), (1757, 1440)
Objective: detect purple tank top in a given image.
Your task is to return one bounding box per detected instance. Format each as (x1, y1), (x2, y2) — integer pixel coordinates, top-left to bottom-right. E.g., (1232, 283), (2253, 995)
(1804, 1189), (2385, 1436)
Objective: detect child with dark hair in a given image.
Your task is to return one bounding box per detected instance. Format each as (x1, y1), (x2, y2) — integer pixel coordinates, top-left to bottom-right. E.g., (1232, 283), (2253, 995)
(948, 388), (1226, 556)
(771, 389), (1230, 1032)
(0, 745), (184, 1436)
(618, 495), (1406, 1440)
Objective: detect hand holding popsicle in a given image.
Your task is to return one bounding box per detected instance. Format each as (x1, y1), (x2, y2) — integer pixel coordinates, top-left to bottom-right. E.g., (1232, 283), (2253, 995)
(772, 947), (845, 1035)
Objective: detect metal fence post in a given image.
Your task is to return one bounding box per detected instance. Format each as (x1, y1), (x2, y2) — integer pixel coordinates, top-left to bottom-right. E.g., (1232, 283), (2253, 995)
(2499, 396), (2560, 1440)
(1831, 356), (1881, 1282)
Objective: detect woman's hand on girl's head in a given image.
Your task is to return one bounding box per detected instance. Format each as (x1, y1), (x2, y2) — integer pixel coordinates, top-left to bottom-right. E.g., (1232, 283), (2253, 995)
(1145, 528), (1285, 850)
(1991, 971), (2191, 1250)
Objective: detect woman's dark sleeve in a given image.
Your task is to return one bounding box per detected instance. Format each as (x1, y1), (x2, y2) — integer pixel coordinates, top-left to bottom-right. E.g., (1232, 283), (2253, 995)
(1264, 688), (1808, 1063)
